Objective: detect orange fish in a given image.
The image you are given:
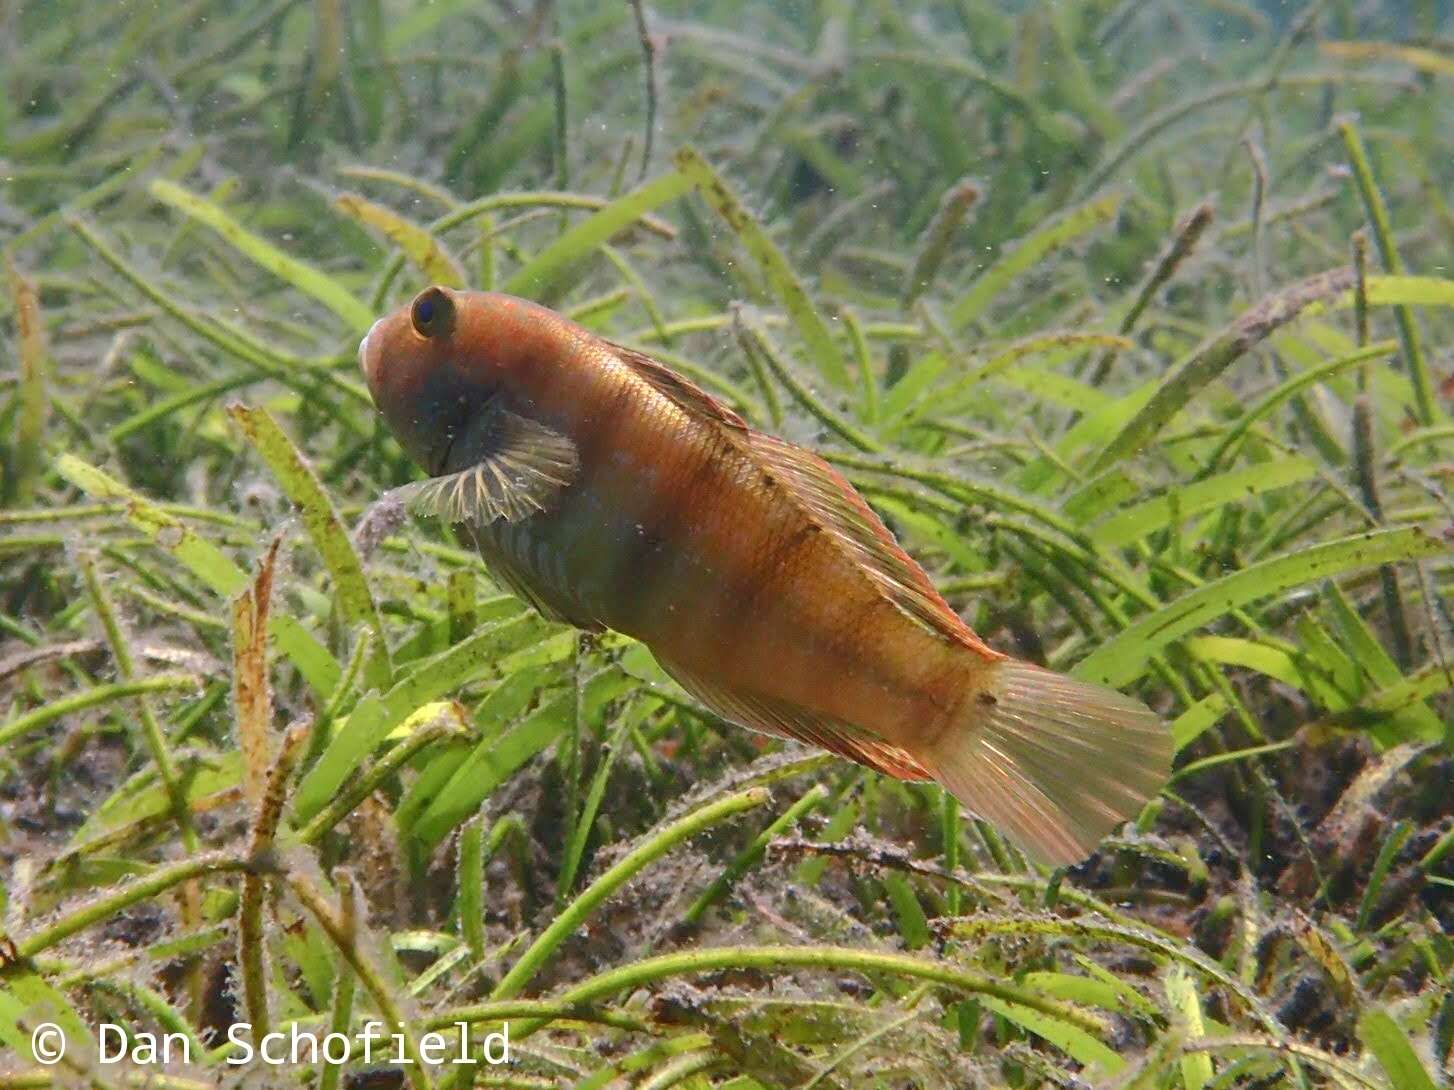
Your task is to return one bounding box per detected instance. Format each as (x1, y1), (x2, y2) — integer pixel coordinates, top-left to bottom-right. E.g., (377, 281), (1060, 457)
(360, 287), (1170, 864)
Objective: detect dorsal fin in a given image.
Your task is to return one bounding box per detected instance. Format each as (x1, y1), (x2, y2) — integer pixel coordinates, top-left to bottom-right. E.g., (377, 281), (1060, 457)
(607, 341), (748, 431)
(612, 339), (981, 651)
(747, 433), (988, 651)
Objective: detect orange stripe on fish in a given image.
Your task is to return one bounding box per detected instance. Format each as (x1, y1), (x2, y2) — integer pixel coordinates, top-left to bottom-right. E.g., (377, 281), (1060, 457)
(360, 286), (1172, 865)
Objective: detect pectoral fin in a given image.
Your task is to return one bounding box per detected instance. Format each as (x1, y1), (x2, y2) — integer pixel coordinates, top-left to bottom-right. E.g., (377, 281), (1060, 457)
(394, 406), (579, 525)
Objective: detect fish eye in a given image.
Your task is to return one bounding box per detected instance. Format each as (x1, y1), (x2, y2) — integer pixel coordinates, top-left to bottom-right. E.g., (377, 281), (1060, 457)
(411, 287), (455, 339)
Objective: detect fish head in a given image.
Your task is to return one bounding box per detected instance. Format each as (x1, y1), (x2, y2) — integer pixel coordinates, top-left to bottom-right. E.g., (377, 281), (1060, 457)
(360, 286), (504, 474)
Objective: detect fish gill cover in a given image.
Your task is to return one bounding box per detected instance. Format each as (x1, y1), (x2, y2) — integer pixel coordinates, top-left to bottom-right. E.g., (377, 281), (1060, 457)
(0, 1), (1452, 1087)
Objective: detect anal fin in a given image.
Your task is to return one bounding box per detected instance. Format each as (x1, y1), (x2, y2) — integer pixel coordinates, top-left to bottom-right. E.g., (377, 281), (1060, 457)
(657, 655), (931, 781)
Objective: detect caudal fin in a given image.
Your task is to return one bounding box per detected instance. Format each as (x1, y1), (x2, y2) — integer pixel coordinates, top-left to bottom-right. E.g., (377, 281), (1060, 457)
(922, 660), (1171, 866)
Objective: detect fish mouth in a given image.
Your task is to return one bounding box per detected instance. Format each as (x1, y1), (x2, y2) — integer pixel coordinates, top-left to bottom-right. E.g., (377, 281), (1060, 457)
(357, 318), (384, 385)
(427, 395), (475, 477)
(429, 389), (501, 477)
(430, 431), (458, 477)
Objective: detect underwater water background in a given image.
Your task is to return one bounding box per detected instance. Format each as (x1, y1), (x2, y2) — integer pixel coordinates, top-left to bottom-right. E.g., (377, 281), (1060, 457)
(1, 0), (1452, 1085)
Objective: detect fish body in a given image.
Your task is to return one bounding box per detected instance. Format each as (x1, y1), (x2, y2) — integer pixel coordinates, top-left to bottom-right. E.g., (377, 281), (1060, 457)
(361, 287), (1171, 863)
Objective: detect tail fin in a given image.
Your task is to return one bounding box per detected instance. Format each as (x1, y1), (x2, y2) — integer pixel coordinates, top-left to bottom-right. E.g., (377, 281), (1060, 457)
(921, 660), (1171, 866)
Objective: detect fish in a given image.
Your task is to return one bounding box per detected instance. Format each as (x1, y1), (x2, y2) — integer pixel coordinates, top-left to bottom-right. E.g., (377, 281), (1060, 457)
(359, 286), (1171, 865)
